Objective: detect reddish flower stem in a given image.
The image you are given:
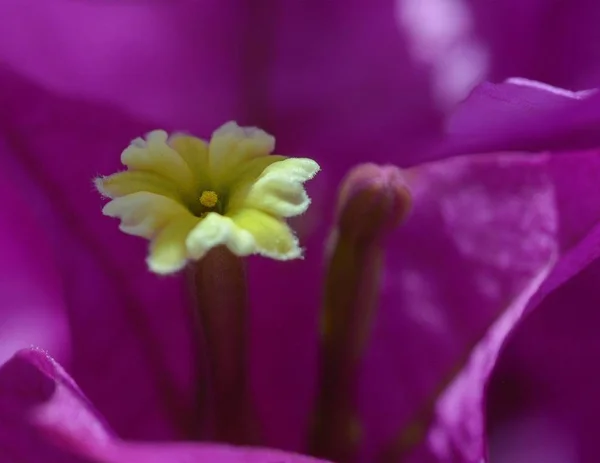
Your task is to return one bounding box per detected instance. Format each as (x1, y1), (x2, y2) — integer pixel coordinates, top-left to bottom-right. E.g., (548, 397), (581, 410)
(309, 163), (412, 462)
(309, 232), (383, 463)
(190, 246), (259, 445)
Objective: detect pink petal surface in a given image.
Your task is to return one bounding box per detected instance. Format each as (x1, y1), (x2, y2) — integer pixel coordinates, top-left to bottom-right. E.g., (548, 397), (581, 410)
(0, 67), (199, 440)
(488, 265), (600, 463)
(0, 1), (241, 133)
(358, 149), (600, 462)
(0, 149), (69, 366)
(466, 0), (600, 90)
(0, 348), (102, 462)
(358, 153), (556, 461)
(0, 0), (444, 151)
(436, 79), (600, 160)
(244, 79), (600, 452)
(101, 443), (329, 463)
(487, 150), (600, 463)
(0, 348), (328, 463)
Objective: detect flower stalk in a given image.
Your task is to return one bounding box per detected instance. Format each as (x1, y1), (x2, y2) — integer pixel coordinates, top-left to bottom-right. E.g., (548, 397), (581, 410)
(190, 246), (259, 445)
(95, 121), (319, 444)
(310, 164), (412, 462)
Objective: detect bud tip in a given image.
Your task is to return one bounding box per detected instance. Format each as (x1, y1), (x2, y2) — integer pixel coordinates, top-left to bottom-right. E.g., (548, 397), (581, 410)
(336, 163), (412, 241)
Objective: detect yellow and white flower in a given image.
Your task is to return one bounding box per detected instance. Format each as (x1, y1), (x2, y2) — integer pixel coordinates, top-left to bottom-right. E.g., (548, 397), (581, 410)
(95, 122), (320, 274)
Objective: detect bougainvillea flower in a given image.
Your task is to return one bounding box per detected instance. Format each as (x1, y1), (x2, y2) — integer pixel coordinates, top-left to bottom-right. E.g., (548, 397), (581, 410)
(6, 103), (600, 463)
(3, 2), (600, 462)
(6, 130), (600, 463)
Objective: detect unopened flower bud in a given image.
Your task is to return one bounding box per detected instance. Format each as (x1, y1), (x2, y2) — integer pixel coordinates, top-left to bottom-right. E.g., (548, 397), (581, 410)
(310, 163), (412, 462)
(336, 163), (412, 243)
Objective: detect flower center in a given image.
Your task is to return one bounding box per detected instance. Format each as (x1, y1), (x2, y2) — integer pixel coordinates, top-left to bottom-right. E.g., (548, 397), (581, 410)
(199, 190), (219, 208)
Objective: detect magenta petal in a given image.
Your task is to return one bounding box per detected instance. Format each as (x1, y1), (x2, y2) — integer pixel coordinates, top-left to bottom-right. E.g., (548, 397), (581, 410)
(0, 0), (241, 133)
(467, 0), (600, 89)
(363, 148), (600, 462)
(0, 67), (198, 440)
(0, 0), (444, 157)
(101, 443), (330, 463)
(0, 160), (69, 365)
(436, 79), (600, 160)
(359, 153), (563, 461)
(487, 150), (600, 462)
(488, 263), (600, 463)
(0, 348), (112, 462)
(266, 0), (443, 165)
(0, 348), (330, 463)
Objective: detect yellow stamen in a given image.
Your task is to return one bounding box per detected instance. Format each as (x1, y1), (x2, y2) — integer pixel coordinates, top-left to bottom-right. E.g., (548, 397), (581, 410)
(200, 190), (219, 208)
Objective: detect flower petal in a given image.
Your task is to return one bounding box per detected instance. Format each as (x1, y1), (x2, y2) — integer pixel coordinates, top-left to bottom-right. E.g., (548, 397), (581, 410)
(108, 443), (331, 463)
(242, 158), (320, 218)
(95, 170), (181, 201)
(168, 134), (210, 190)
(102, 192), (191, 238)
(488, 261), (600, 463)
(0, 168), (69, 367)
(361, 152), (559, 462)
(0, 66), (199, 442)
(373, 148), (600, 462)
(0, 348), (114, 462)
(121, 130), (196, 194)
(487, 148), (600, 463)
(468, 0), (600, 90)
(433, 78), (600, 162)
(225, 155), (287, 211)
(229, 209), (301, 260)
(185, 212), (256, 260)
(208, 122), (276, 187)
(147, 214), (202, 275)
(0, 348), (332, 463)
